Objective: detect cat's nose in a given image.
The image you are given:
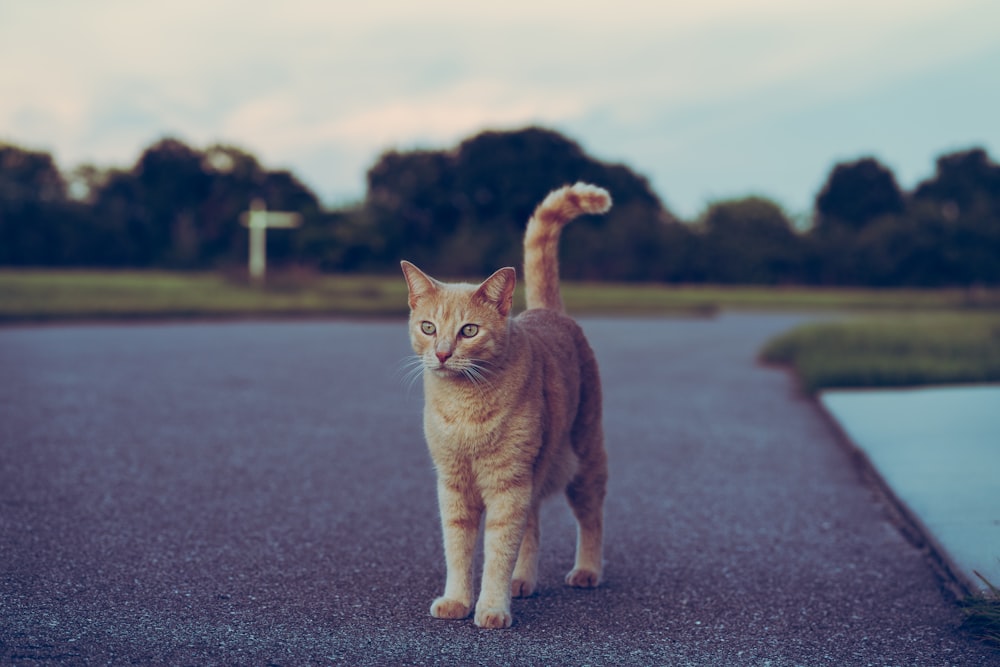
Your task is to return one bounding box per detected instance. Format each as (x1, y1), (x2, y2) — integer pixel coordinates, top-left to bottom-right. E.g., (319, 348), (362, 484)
(435, 350), (452, 364)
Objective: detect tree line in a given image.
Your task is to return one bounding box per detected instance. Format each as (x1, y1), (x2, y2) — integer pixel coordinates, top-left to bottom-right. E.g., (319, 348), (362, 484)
(2, 127), (998, 286)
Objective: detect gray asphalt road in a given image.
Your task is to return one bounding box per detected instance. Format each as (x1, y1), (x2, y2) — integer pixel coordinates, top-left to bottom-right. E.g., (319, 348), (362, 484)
(1, 315), (995, 666)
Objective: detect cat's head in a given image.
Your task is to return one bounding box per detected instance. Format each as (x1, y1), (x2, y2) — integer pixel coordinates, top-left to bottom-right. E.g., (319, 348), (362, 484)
(400, 260), (516, 380)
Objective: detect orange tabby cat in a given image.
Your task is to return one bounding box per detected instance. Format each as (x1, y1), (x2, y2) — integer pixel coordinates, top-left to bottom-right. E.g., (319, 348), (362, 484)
(401, 182), (610, 629)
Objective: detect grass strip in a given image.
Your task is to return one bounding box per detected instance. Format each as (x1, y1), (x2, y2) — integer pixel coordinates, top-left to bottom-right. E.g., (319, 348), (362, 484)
(4, 270), (1000, 323)
(760, 312), (1000, 392)
(0, 271), (413, 322)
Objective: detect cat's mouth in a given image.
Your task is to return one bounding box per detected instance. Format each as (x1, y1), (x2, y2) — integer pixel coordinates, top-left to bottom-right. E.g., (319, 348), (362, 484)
(431, 362), (458, 375)
(428, 359), (469, 379)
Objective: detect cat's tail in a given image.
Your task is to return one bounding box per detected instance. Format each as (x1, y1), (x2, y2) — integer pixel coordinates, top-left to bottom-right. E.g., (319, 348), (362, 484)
(523, 182), (612, 311)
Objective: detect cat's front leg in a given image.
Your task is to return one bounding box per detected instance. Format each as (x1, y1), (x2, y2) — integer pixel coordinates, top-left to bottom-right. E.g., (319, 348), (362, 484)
(430, 480), (481, 620)
(474, 487), (531, 629)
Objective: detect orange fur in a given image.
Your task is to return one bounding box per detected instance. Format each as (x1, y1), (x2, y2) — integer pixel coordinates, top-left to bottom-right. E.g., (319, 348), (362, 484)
(401, 183), (611, 629)
(524, 182), (611, 311)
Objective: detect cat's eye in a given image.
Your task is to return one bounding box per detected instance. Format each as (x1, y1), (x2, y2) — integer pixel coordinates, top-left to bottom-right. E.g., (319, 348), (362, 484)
(420, 321), (436, 335)
(461, 324), (479, 338)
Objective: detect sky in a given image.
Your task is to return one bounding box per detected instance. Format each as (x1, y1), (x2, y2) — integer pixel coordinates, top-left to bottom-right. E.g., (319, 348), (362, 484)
(2, 0), (998, 220)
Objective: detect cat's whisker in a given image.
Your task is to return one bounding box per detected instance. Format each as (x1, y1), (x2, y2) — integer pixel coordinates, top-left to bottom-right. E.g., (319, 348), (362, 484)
(397, 355), (429, 393)
(460, 370), (489, 399)
(467, 362), (494, 383)
(459, 360), (498, 396)
(395, 355), (425, 377)
(469, 358), (499, 374)
(405, 368), (426, 392)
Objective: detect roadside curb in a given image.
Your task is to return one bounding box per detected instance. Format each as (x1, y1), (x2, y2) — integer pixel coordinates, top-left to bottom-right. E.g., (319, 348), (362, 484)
(813, 394), (975, 601)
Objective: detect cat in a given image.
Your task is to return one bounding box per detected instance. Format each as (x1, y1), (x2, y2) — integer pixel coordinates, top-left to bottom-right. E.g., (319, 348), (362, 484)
(400, 182), (610, 629)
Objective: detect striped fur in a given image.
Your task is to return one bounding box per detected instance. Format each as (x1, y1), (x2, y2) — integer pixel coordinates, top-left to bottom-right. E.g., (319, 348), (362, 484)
(523, 183), (612, 312)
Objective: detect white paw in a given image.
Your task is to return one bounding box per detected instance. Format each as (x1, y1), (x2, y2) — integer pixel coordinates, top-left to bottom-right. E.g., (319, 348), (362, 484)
(430, 597), (471, 619)
(511, 578), (537, 598)
(474, 605), (512, 629)
(565, 568), (601, 588)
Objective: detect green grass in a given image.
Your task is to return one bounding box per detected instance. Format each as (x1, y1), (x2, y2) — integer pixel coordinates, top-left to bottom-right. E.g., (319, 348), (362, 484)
(760, 312), (1000, 392)
(4, 270), (1000, 323)
(561, 283), (1000, 313)
(0, 270), (413, 322)
(962, 572), (1000, 648)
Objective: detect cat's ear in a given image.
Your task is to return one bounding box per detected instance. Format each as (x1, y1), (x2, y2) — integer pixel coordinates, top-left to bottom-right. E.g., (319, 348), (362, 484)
(401, 260), (440, 309)
(474, 267), (516, 317)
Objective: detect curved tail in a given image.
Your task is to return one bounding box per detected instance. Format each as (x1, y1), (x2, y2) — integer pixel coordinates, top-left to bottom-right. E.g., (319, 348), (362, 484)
(523, 182), (612, 311)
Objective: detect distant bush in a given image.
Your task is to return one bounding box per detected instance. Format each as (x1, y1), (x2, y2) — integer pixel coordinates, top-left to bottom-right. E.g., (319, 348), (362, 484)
(2, 132), (999, 286)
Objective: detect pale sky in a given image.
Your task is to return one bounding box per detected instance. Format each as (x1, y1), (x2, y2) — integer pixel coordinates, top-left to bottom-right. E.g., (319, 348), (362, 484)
(2, 0), (998, 219)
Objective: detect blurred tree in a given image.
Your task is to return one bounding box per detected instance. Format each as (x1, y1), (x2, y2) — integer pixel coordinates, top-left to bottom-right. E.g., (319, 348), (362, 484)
(82, 138), (323, 269)
(6, 132), (997, 286)
(363, 126), (678, 280)
(0, 142), (93, 265)
(199, 144), (266, 260)
(296, 205), (382, 272)
(853, 203), (994, 286)
(66, 164), (110, 203)
(259, 168), (323, 265)
(0, 144), (66, 203)
(365, 149), (459, 270)
(808, 157), (906, 284)
(889, 148), (1000, 286)
(912, 147), (1000, 220)
(814, 148), (1000, 287)
(694, 197), (803, 284)
(132, 138), (212, 265)
(814, 157), (904, 233)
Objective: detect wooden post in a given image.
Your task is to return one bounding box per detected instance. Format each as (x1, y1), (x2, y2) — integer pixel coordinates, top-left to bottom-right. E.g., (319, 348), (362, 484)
(247, 199), (267, 282)
(239, 199), (302, 284)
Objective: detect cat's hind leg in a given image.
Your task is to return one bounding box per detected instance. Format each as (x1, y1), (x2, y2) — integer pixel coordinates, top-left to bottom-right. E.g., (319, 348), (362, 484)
(564, 462), (606, 588)
(511, 503), (541, 597)
(565, 365), (607, 588)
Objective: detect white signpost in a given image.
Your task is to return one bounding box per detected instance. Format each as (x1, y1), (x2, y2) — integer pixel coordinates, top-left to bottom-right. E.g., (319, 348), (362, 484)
(239, 199), (302, 283)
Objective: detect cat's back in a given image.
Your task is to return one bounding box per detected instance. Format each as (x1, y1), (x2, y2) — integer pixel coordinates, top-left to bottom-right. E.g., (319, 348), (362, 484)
(513, 308), (596, 375)
(513, 307), (602, 483)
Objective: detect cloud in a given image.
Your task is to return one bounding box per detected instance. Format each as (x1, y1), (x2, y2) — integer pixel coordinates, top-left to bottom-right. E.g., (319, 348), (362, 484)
(317, 80), (585, 147)
(213, 79), (587, 199)
(1, 0), (998, 213)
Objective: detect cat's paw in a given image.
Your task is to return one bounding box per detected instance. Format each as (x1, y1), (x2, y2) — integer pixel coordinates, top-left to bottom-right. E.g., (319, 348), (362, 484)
(511, 578), (536, 598)
(565, 568), (601, 588)
(474, 605), (513, 629)
(430, 597), (471, 620)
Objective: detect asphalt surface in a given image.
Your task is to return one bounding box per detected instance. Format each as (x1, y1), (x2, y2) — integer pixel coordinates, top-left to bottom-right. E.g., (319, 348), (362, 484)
(1, 314), (995, 666)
